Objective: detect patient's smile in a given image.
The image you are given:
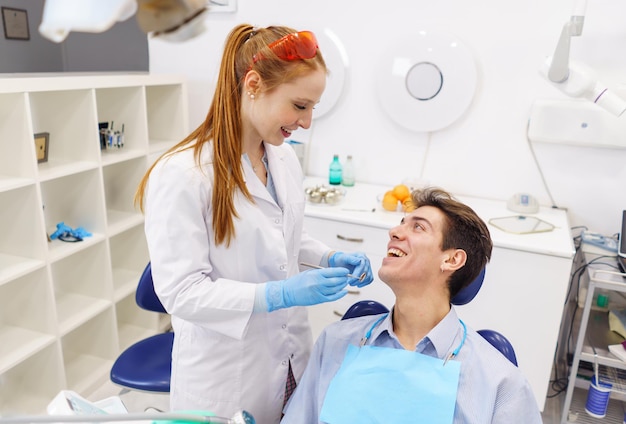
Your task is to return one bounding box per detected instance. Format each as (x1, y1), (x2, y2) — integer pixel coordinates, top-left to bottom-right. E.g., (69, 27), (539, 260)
(387, 248), (407, 257)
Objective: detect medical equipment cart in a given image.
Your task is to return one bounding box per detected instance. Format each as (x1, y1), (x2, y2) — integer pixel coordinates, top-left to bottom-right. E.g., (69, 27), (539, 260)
(560, 253), (626, 423)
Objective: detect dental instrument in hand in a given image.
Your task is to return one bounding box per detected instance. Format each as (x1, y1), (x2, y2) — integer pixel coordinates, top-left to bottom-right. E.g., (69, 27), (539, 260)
(300, 262), (366, 282)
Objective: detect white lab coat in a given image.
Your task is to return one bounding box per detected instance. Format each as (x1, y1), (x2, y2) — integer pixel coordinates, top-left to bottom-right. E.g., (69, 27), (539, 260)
(144, 141), (329, 424)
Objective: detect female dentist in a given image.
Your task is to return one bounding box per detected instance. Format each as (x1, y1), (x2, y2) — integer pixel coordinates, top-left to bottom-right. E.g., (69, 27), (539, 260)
(134, 23), (374, 424)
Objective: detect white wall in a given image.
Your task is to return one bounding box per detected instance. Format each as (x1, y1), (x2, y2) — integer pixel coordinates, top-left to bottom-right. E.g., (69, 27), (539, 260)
(148, 0), (626, 236)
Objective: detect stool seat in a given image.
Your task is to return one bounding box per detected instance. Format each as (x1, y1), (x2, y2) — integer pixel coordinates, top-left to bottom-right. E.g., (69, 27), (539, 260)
(111, 331), (174, 393)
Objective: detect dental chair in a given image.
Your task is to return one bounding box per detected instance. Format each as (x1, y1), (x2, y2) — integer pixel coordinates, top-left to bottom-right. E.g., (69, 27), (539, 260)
(110, 262), (174, 393)
(342, 268), (518, 366)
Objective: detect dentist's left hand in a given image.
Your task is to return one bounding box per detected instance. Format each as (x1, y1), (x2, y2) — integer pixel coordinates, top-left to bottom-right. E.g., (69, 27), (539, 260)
(265, 267), (350, 312)
(329, 251), (374, 287)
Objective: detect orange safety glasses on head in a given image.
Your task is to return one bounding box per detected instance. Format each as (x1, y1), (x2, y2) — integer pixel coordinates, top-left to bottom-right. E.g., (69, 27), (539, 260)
(252, 31), (319, 65)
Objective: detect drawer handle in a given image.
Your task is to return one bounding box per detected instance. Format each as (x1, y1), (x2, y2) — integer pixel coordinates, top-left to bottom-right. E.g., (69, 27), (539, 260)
(333, 310), (343, 317)
(347, 289), (360, 295)
(336, 234), (364, 243)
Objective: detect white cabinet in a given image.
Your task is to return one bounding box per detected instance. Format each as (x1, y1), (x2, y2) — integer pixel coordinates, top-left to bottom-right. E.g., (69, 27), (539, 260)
(0, 73), (188, 414)
(302, 177), (575, 411)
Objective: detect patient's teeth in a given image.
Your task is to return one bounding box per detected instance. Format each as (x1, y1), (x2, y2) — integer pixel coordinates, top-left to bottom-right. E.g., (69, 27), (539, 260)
(387, 248), (406, 257)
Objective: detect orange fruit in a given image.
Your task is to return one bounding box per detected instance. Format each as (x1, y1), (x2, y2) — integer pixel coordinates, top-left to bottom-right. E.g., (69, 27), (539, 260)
(382, 191), (399, 211)
(402, 198), (415, 212)
(392, 184), (410, 202)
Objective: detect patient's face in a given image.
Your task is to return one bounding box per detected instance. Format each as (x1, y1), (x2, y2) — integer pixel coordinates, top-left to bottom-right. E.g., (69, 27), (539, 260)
(379, 206), (447, 290)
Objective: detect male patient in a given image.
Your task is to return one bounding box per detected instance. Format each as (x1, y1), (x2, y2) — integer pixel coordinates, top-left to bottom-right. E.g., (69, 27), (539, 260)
(282, 187), (542, 423)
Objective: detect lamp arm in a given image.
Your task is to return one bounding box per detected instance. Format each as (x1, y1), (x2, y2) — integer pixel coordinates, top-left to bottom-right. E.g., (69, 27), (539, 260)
(542, 0), (626, 116)
(547, 15), (585, 83)
(542, 58), (626, 117)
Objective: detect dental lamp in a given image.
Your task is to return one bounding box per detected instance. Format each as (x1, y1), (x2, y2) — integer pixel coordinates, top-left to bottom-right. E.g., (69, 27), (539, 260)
(39, 0), (209, 43)
(541, 0), (626, 117)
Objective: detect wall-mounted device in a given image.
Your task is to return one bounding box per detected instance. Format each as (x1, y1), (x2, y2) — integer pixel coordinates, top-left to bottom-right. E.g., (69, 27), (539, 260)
(527, 99), (626, 148)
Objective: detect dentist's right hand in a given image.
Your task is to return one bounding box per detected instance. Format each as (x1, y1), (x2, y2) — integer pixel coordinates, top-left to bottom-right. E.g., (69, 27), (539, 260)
(265, 268), (350, 312)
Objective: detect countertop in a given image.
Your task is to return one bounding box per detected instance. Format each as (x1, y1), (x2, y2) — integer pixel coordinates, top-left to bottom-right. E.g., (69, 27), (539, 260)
(303, 177), (575, 259)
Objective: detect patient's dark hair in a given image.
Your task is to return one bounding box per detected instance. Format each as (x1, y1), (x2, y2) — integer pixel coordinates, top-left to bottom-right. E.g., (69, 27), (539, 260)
(411, 187), (493, 299)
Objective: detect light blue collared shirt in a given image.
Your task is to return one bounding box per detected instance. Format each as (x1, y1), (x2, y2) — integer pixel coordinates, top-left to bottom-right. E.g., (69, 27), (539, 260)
(282, 307), (542, 424)
(243, 151), (277, 202)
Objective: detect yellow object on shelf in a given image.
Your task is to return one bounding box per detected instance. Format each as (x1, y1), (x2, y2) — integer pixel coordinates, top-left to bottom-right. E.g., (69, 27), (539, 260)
(609, 308), (626, 339)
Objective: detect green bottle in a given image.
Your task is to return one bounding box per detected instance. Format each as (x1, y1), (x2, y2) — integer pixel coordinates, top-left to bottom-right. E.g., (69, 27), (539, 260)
(329, 154), (342, 185)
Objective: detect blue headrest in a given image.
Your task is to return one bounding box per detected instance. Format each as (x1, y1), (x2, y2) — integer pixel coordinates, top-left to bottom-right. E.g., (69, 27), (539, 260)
(342, 300), (390, 320)
(135, 262), (167, 314)
(477, 329), (518, 366)
(451, 267), (486, 306)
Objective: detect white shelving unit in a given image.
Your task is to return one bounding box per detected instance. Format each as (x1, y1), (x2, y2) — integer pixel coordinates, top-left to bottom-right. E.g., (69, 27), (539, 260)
(560, 254), (626, 423)
(0, 73), (188, 414)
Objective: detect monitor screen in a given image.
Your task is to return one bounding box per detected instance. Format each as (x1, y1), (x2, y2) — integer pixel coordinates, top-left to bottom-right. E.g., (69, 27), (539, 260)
(617, 210), (626, 258)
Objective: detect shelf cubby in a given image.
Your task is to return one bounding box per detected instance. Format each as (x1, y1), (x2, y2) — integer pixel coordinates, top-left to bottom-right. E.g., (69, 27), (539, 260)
(103, 156), (148, 237)
(61, 308), (118, 395)
(0, 185), (47, 285)
(146, 84), (187, 153)
(0, 268), (56, 375)
(109, 225), (149, 301)
(51, 241), (113, 336)
(116, 292), (161, 351)
(41, 169), (107, 262)
(0, 343), (65, 414)
(0, 92), (36, 192)
(96, 86), (149, 166)
(29, 89), (100, 181)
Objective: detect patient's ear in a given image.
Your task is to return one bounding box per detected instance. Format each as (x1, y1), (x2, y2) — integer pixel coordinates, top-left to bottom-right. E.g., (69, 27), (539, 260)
(441, 249), (466, 272)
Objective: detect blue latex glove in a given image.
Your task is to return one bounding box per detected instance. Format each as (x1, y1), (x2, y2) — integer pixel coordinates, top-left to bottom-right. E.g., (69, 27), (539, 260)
(329, 251), (374, 288)
(50, 222), (73, 240)
(266, 268), (350, 312)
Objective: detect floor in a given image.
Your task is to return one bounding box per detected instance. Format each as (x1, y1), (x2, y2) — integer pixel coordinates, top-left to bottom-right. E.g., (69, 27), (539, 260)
(89, 380), (565, 423)
(88, 380), (169, 414)
(543, 393), (564, 424)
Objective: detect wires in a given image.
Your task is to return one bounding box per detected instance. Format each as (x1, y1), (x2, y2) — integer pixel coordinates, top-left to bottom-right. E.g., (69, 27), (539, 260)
(525, 122), (559, 208)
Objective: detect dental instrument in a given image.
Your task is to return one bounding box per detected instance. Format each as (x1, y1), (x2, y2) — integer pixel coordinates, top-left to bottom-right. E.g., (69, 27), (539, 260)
(299, 262), (366, 282)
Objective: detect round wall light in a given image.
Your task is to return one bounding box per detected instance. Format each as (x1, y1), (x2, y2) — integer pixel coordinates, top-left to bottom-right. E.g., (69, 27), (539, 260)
(376, 29), (477, 132)
(313, 27), (349, 120)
